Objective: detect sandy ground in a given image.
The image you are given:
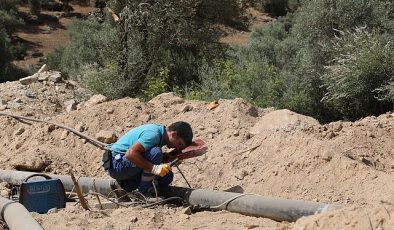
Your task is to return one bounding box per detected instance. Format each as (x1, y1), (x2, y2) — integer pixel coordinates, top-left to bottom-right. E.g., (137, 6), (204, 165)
(0, 74), (393, 229)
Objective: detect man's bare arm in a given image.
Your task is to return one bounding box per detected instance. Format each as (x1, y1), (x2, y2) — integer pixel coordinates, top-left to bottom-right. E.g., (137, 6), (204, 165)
(125, 142), (153, 172)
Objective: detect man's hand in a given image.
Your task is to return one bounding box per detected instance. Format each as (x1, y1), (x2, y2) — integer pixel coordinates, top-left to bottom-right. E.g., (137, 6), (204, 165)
(151, 164), (172, 177)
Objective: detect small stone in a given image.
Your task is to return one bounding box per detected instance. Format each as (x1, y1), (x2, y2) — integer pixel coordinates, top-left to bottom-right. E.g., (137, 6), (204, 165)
(182, 206), (192, 215)
(47, 208), (58, 214)
(208, 133), (213, 139)
(321, 151), (333, 162)
(64, 99), (76, 106)
(47, 124), (56, 132)
(198, 126), (205, 130)
(366, 131), (375, 138)
(13, 127), (25, 136)
(180, 104), (193, 113)
(49, 72), (62, 83)
(207, 127), (218, 134)
(233, 130), (239, 137)
(19, 74), (38, 85)
(333, 122), (343, 132)
(0, 105), (6, 111)
(60, 130), (69, 140)
(38, 73), (49, 81)
(85, 94), (107, 107)
(14, 98), (22, 103)
(75, 123), (85, 132)
(106, 108), (114, 114)
(130, 216), (138, 223)
(95, 130), (117, 144)
(66, 103), (77, 112)
(326, 131), (336, 139)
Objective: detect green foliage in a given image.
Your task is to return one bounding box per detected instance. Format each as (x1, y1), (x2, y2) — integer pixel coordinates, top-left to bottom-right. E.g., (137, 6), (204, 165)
(197, 54), (286, 109)
(197, 0), (249, 29)
(79, 63), (125, 99)
(28, 0), (41, 15)
(321, 28), (394, 119)
(196, 0), (394, 122)
(143, 67), (170, 100)
(48, 0), (239, 98)
(0, 0), (25, 82)
(46, 18), (118, 78)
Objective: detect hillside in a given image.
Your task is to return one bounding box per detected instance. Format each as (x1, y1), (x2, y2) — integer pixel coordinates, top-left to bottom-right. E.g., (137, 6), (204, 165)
(0, 72), (393, 229)
(13, 1), (94, 71)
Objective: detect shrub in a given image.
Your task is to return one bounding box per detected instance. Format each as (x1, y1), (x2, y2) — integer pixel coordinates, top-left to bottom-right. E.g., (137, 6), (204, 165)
(143, 67), (169, 100)
(0, 0), (25, 82)
(321, 28), (394, 119)
(46, 18), (118, 78)
(198, 52), (286, 109)
(196, 0), (249, 29)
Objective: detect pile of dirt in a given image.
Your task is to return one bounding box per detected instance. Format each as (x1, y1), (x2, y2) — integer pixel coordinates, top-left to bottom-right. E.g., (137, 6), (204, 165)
(0, 77), (393, 229)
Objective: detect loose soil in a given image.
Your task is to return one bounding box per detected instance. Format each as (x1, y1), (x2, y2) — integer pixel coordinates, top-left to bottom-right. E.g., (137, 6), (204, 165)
(0, 76), (393, 229)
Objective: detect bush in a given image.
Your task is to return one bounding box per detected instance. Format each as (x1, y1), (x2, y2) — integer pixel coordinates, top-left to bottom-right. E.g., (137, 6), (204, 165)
(0, 0), (25, 82)
(196, 0), (249, 29)
(195, 0), (394, 122)
(46, 18), (118, 78)
(48, 0), (233, 99)
(79, 64), (124, 99)
(143, 67), (169, 100)
(321, 28), (394, 119)
(197, 52), (286, 109)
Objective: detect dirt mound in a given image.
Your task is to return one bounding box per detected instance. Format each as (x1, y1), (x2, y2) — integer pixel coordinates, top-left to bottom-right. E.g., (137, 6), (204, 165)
(0, 77), (393, 229)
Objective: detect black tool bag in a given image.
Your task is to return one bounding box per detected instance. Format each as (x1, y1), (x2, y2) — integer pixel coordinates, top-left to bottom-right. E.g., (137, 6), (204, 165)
(101, 149), (112, 170)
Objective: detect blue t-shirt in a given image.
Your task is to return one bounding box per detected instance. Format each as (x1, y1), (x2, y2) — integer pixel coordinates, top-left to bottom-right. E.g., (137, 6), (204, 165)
(110, 124), (165, 156)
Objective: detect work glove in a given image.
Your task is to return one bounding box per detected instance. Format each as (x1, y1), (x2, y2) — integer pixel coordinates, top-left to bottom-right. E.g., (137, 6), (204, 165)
(151, 164), (171, 177)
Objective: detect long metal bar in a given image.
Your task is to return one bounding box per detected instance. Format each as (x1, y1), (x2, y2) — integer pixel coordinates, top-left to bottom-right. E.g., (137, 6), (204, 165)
(0, 197), (43, 230)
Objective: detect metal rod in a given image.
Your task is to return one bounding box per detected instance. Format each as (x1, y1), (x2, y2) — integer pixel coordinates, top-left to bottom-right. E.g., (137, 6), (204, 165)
(0, 197), (43, 230)
(175, 165), (192, 188)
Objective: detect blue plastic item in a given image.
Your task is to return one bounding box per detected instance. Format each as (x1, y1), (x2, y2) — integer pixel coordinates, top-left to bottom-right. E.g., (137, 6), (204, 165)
(19, 174), (66, 213)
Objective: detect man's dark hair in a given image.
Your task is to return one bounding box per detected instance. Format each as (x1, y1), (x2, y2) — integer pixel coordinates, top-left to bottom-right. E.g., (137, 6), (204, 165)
(168, 121), (193, 145)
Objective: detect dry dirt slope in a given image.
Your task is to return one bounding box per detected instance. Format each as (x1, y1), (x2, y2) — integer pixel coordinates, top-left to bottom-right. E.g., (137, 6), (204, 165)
(0, 77), (393, 229)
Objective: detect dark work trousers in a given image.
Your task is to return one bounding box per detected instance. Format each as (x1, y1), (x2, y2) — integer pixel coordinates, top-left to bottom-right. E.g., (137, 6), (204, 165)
(108, 147), (173, 193)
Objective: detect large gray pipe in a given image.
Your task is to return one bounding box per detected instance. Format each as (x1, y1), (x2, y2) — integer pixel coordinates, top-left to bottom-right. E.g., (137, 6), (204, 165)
(162, 186), (342, 222)
(0, 170), (342, 222)
(0, 170), (118, 195)
(0, 197), (43, 230)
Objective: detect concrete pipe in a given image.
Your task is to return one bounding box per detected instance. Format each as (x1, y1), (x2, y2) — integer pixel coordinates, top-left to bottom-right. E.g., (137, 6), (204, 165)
(0, 170), (118, 195)
(162, 186), (343, 222)
(0, 197), (43, 230)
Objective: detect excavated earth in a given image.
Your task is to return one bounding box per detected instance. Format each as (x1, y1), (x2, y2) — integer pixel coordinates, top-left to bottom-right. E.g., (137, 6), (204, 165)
(0, 72), (393, 230)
